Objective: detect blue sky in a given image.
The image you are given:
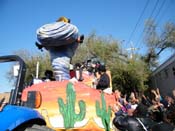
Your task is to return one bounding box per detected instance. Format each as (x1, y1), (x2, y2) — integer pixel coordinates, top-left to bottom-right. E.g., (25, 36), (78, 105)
(0, 0), (175, 64)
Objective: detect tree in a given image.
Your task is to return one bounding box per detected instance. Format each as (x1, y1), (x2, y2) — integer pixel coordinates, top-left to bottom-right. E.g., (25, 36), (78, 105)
(143, 19), (175, 69)
(10, 50), (52, 85)
(111, 56), (150, 94)
(72, 32), (124, 66)
(6, 32), (150, 94)
(73, 32), (150, 93)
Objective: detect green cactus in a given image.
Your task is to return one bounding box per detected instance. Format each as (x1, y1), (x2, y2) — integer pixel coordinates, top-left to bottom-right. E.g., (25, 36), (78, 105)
(96, 92), (111, 131)
(58, 82), (86, 129)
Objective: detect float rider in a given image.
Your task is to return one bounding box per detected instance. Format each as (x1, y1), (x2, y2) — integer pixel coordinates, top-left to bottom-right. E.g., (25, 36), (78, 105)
(36, 16), (84, 81)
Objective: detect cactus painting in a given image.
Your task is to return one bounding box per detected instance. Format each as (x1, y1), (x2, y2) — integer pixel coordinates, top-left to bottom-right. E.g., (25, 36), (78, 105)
(58, 82), (86, 129)
(96, 92), (111, 131)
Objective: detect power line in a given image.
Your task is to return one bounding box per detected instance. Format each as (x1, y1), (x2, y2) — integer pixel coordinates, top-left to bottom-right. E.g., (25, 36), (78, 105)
(136, 0), (172, 51)
(156, 0), (173, 26)
(126, 0), (150, 47)
(135, 0), (161, 49)
(154, 0), (166, 25)
(148, 0), (160, 19)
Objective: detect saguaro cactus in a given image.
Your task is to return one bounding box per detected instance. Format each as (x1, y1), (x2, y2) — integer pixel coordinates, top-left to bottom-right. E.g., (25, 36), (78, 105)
(96, 92), (111, 131)
(58, 82), (86, 128)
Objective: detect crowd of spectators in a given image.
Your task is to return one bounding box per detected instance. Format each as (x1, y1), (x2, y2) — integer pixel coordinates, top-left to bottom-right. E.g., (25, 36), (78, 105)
(111, 87), (175, 125)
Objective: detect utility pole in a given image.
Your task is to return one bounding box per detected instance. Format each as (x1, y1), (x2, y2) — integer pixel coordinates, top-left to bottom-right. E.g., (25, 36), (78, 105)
(126, 41), (139, 59)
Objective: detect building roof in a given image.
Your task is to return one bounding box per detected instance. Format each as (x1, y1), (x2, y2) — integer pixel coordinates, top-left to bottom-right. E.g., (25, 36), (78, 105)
(152, 53), (175, 76)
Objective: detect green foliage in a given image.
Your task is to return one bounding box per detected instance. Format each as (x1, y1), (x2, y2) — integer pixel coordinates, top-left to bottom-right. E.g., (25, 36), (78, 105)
(96, 92), (111, 131)
(73, 32), (150, 93)
(7, 32), (151, 95)
(58, 83), (86, 129)
(111, 56), (150, 94)
(143, 19), (175, 69)
(13, 49), (52, 85)
(72, 32), (121, 65)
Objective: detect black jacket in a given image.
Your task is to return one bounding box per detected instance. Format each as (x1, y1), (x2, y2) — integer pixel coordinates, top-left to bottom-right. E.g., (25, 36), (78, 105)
(96, 72), (110, 90)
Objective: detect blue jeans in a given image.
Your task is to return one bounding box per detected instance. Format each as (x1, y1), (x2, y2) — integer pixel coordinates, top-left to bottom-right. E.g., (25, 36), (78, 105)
(49, 42), (78, 81)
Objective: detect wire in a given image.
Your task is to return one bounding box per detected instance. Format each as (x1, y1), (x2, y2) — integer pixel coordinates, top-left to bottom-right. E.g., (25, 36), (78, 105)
(156, 0), (173, 26)
(148, 0), (160, 19)
(126, 0), (150, 48)
(154, 0), (166, 22)
(135, 0), (161, 49)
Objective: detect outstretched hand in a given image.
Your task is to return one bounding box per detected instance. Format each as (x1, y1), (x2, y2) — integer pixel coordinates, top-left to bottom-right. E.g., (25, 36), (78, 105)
(35, 42), (44, 51)
(77, 35), (84, 43)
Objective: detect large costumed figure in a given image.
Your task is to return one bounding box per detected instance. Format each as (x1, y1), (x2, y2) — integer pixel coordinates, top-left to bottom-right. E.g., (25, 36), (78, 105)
(36, 16), (84, 81)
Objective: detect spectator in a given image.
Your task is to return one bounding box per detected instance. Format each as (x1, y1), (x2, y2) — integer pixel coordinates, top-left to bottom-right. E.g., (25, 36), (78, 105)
(96, 65), (110, 90)
(128, 92), (139, 110)
(42, 70), (55, 81)
(112, 89), (132, 116)
(150, 88), (163, 102)
(74, 63), (84, 81)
